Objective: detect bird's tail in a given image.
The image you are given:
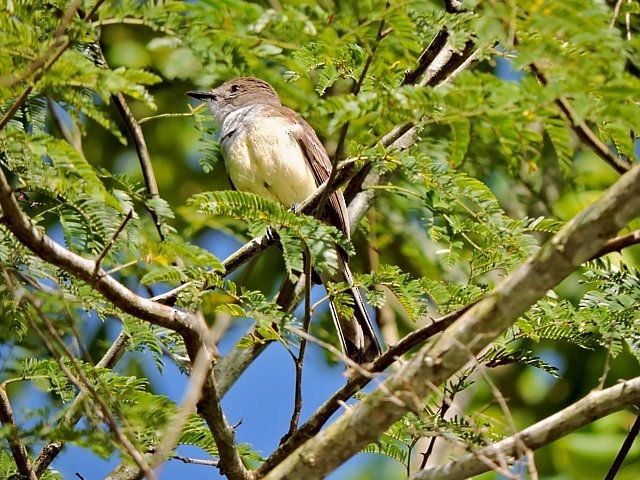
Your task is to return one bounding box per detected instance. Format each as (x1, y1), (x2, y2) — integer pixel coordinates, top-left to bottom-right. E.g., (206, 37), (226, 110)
(322, 254), (381, 363)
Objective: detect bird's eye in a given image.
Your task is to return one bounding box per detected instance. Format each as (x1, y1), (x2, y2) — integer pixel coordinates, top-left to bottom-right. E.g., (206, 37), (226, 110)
(230, 84), (240, 93)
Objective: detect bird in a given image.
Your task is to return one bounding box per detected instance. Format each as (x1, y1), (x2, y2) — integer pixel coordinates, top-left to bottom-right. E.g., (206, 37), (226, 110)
(187, 77), (381, 363)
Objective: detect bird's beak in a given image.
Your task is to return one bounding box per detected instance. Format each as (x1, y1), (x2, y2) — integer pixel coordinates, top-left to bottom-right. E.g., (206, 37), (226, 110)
(186, 90), (211, 100)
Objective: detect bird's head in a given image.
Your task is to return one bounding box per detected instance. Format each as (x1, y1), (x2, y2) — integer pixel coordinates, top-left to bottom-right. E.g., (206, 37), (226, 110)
(186, 77), (281, 123)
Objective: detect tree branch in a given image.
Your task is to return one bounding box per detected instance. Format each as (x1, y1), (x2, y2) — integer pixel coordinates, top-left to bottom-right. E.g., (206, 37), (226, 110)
(0, 0), (102, 131)
(604, 413), (640, 480)
(0, 166), (192, 332)
(402, 28), (450, 86)
(171, 455), (219, 467)
(256, 303), (475, 475)
(94, 208), (134, 274)
(590, 229), (640, 260)
(411, 377), (640, 480)
(283, 247), (313, 441)
(260, 161), (640, 479)
(0, 386), (37, 480)
(33, 329), (130, 475)
(530, 63), (632, 174)
(182, 331), (253, 480)
(91, 42), (167, 240)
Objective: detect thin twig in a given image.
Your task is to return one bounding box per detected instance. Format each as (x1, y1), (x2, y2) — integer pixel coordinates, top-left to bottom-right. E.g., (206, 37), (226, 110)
(589, 229), (640, 260)
(11, 285), (156, 480)
(91, 43), (166, 240)
(604, 413), (640, 480)
(171, 455), (219, 467)
(283, 247), (313, 441)
(33, 330), (130, 475)
(317, 4), (389, 220)
(0, 386), (37, 480)
(530, 63), (631, 174)
(625, 0), (632, 42)
(256, 303), (474, 476)
(0, 86), (35, 131)
(611, 0), (625, 27)
(105, 259), (140, 275)
(47, 98), (83, 154)
(411, 379), (640, 480)
(94, 209), (134, 275)
(419, 394), (451, 470)
(139, 110), (203, 124)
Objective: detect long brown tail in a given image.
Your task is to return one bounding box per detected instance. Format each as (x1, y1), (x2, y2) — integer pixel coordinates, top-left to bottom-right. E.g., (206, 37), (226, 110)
(323, 255), (381, 363)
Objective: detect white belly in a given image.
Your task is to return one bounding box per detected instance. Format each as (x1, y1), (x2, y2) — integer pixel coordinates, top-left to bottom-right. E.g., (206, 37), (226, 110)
(222, 113), (317, 208)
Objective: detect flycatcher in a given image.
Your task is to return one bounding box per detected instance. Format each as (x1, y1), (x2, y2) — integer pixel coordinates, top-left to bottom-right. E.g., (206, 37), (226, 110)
(187, 77), (381, 363)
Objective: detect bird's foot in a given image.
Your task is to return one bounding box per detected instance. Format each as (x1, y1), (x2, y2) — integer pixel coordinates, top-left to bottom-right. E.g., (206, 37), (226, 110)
(265, 226), (282, 247)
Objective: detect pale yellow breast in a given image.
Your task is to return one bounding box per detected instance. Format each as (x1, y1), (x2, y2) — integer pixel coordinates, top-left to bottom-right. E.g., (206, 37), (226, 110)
(223, 113), (318, 208)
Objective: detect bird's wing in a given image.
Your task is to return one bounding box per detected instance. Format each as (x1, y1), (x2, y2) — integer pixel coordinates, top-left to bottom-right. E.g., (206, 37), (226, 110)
(275, 106), (351, 239)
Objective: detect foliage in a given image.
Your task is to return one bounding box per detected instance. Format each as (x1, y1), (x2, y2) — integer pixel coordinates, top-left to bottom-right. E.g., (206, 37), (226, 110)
(0, 0), (639, 479)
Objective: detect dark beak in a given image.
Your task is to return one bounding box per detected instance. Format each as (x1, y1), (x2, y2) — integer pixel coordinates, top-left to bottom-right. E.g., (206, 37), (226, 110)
(186, 90), (211, 100)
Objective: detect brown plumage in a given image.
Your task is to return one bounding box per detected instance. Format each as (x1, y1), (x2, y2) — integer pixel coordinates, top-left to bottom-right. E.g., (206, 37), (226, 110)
(187, 77), (381, 363)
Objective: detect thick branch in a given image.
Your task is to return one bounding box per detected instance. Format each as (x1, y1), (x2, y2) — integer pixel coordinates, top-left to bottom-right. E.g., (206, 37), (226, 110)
(402, 29), (450, 86)
(0, 167), (191, 333)
(182, 332), (252, 480)
(260, 162), (640, 479)
(410, 377), (640, 480)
